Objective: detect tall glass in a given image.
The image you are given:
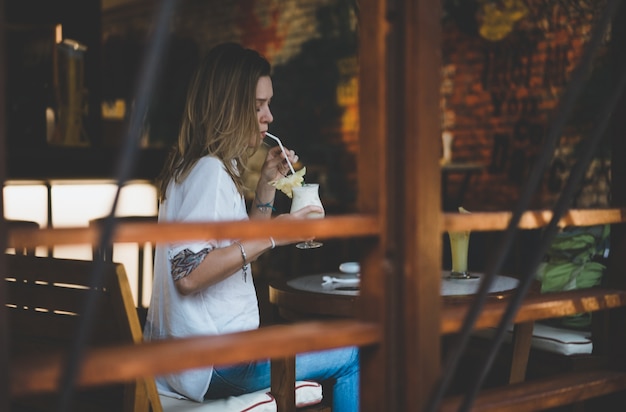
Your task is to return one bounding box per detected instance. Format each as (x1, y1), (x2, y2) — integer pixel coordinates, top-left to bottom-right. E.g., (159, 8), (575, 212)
(448, 230), (471, 278)
(290, 183), (325, 249)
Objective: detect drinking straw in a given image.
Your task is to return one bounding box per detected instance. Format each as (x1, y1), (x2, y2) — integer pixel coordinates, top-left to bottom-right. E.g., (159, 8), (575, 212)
(266, 132), (296, 175)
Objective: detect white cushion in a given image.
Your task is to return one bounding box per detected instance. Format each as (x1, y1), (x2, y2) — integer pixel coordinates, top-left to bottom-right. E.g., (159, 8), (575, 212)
(474, 323), (593, 356)
(159, 380), (323, 412)
(528, 323), (592, 355)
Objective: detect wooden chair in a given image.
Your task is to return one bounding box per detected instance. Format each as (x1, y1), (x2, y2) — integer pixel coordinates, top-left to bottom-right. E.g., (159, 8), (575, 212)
(5, 219), (40, 255)
(5, 254), (327, 412)
(89, 215), (157, 312)
(5, 253), (159, 412)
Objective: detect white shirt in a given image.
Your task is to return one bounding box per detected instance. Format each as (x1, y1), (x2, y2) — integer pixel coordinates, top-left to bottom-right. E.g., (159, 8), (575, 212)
(144, 156), (259, 402)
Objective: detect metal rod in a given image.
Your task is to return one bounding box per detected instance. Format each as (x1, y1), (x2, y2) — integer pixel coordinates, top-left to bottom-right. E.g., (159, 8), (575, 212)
(56, 1), (179, 410)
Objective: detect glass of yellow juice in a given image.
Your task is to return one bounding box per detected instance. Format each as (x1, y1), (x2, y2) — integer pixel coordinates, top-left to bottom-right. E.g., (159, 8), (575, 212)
(448, 230), (470, 278)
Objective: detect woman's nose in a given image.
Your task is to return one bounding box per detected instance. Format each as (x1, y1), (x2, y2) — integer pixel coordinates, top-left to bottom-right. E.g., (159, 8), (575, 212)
(261, 107), (273, 124)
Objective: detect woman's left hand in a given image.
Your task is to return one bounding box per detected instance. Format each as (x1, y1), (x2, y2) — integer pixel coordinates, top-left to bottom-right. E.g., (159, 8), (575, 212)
(260, 145), (298, 183)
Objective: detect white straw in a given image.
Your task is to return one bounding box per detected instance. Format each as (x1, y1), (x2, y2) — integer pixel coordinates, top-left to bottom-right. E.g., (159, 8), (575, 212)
(265, 132), (296, 175)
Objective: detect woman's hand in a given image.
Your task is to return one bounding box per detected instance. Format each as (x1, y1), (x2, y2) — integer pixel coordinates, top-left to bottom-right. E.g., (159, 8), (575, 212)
(271, 205), (324, 246)
(260, 145), (298, 184)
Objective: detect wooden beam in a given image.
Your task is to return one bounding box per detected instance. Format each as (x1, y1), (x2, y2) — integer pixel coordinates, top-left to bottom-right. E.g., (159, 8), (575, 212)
(10, 320), (380, 397)
(399, 0), (443, 409)
(441, 370), (626, 412)
(443, 208), (626, 232)
(0, 0), (10, 408)
(357, 0), (392, 409)
(9, 208), (626, 251)
(7, 215), (380, 249)
(441, 288), (626, 334)
(606, 0), (626, 375)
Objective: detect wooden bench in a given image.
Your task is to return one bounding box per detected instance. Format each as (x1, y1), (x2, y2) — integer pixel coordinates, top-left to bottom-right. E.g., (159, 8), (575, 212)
(5, 253), (158, 412)
(4, 254), (328, 412)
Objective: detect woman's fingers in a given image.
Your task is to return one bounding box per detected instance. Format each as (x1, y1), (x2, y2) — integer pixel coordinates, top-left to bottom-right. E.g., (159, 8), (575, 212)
(283, 205), (324, 219)
(272, 207), (323, 245)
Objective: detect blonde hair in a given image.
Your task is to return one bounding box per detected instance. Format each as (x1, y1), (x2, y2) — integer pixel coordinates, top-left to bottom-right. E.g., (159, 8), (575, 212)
(157, 43), (271, 201)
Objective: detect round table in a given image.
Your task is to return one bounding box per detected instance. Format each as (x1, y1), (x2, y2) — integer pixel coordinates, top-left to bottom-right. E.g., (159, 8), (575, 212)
(269, 271), (519, 319)
(440, 270), (519, 297)
(269, 271), (531, 385)
(269, 273), (360, 320)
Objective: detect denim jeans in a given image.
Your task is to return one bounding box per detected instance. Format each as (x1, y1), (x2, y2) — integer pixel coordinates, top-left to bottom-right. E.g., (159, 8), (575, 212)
(206, 346), (359, 412)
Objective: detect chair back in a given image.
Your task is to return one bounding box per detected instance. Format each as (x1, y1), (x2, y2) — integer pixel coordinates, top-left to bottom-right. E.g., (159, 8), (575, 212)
(5, 219), (40, 255)
(5, 253), (161, 412)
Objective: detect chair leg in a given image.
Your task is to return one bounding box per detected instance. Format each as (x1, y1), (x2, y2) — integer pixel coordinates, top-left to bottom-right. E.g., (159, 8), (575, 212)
(509, 321), (534, 383)
(272, 357), (296, 412)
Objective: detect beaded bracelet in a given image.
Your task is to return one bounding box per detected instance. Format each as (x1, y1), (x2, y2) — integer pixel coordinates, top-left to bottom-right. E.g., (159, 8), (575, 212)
(255, 193), (276, 212)
(232, 241), (249, 282)
(255, 201), (275, 212)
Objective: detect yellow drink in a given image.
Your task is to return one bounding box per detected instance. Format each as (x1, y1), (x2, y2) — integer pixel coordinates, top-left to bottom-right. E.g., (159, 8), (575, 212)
(449, 230), (470, 277)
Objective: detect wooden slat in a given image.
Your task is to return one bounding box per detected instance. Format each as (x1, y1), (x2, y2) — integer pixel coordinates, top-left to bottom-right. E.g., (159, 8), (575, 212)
(8, 209), (626, 252)
(7, 215), (380, 250)
(443, 208), (626, 232)
(7, 307), (120, 351)
(5, 253), (104, 286)
(10, 319), (381, 397)
(441, 370), (626, 412)
(6, 280), (91, 314)
(441, 288), (626, 334)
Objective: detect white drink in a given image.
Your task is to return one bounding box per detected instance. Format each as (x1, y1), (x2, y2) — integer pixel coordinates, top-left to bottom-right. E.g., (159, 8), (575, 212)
(290, 184), (325, 218)
(290, 183), (324, 249)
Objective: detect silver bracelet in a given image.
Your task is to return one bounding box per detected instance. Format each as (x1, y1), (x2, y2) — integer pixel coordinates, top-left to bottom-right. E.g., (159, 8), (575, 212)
(232, 241), (249, 282)
(269, 237), (276, 249)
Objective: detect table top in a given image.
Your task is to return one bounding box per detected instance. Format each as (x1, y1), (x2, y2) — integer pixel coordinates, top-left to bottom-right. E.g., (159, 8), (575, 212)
(283, 271), (519, 297)
(269, 274), (359, 319)
(269, 271), (520, 319)
(441, 270), (519, 296)
(287, 273), (360, 296)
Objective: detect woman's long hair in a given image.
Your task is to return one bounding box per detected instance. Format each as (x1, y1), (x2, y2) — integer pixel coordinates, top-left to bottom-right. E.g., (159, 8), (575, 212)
(156, 42), (271, 201)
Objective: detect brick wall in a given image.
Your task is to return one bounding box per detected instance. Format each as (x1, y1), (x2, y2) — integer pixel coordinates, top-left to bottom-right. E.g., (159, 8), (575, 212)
(102, 0), (359, 207)
(102, 0), (612, 212)
(442, 0), (612, 211)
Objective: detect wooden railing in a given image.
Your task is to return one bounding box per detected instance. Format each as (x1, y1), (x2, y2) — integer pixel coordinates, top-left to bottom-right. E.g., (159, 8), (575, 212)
(441, 288), (626, 335)
(10, 208), (625, 250)
(7, 207), (626, 406)
(10, 320), (381, 397)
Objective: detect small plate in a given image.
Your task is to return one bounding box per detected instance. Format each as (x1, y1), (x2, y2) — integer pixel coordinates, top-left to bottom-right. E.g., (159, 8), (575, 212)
(339, 262), (360, 274)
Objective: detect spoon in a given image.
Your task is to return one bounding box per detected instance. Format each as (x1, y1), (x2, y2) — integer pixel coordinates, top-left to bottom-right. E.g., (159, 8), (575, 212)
(265, 132), (296, 175)
(322, 275), (361, 285)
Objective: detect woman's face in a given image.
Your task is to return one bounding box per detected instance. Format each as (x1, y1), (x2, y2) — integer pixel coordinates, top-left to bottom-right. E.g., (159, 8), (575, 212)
(253, 75), (274, 146)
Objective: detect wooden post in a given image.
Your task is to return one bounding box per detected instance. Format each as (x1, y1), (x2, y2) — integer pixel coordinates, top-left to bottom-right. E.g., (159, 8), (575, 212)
(398, 0), (443, 410)
(607, 0), (626, 374)
(358, 0), (394, 410)
(272, 357), (296, 412)
(0, 0), (9, 409)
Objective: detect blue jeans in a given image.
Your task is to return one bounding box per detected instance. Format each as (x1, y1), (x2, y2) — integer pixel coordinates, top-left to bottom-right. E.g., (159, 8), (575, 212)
(206, 346), (359, 412)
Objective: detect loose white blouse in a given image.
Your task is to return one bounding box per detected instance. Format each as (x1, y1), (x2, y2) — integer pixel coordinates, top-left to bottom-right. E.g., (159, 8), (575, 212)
(144, 156), (259, 402)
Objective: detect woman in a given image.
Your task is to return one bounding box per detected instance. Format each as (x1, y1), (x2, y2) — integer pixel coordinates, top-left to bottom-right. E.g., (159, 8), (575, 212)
(144, 42), (359, 411)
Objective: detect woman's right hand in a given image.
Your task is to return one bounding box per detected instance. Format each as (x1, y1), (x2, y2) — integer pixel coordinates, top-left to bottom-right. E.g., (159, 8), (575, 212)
(272, 205), (324, 246)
